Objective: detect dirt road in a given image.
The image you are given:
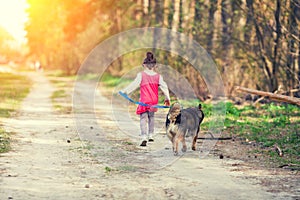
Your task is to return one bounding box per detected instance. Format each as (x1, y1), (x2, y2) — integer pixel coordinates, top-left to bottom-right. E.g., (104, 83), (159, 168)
(0, 72), (298, 199)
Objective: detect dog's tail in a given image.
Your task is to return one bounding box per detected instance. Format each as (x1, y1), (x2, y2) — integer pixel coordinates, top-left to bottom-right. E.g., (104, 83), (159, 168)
(168, 102), (181, 123)
(198, 104), (202, 110)
(198, 103), (204, 123)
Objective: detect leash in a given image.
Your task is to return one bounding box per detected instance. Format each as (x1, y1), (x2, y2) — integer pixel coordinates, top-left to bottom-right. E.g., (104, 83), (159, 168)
(118, 91), (170, 108)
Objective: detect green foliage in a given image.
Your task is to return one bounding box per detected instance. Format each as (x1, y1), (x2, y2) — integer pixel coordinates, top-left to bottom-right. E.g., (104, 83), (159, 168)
(99, 73), (121, 87)
(201, 103), (213, 117)
(225, 102), (242, 116)
(105, 166), (112, 173)
(100, 72), (132, 88)
(179, 99), (201, 108)
(191, 101), (242, 119)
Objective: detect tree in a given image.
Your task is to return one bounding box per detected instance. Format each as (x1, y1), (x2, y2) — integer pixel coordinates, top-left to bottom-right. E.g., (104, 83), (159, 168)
(24, 0), (300, 98)
(26, 0), (97, 74)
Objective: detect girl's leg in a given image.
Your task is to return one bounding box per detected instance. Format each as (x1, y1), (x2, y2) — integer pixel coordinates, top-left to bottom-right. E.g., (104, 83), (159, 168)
(148, 112), (155, 141)
(140, 112), (148, 145)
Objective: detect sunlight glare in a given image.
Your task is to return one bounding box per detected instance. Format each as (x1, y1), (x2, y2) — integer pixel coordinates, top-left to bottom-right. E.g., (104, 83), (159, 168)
(0, 0), (29, 44)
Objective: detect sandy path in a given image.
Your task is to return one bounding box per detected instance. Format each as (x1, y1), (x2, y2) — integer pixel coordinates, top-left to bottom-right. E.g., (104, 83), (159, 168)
(0, 72), (297, 199)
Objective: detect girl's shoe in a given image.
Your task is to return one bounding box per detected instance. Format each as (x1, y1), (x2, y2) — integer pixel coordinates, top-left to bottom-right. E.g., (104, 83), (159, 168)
(140, 140), (147, 146)
(148, 134), (154, 142)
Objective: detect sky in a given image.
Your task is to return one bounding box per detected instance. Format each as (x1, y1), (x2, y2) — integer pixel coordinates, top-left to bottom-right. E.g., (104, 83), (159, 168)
(0, 0), (28, 44)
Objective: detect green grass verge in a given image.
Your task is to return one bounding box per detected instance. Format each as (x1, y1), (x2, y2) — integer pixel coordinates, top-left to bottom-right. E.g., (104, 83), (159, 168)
(0, 73), (31, 117)
(0, 72), (31, 153)
(202, 102), (300, 166)
(51, 89), (69, 113)
(48, 74), (73, 114)
(100, 72), (132, 88)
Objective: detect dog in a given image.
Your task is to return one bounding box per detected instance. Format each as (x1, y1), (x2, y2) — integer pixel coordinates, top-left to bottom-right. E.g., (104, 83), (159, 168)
(166, 102), (204, 155)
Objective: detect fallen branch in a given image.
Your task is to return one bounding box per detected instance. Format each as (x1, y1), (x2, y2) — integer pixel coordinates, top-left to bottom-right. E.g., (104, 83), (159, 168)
(235, 86), (300, 106)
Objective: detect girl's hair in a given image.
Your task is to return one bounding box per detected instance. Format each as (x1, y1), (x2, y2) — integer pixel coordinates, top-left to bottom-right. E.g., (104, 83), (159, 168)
(143, 52), (156, 69)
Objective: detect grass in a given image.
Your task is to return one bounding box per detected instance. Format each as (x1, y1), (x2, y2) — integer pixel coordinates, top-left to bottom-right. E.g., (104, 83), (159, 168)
(0, 129), (11, 153)
(100, 72), (133, 88)
(51, 89), (72, 113)
(51, 89), (67, 99)
(0, 72), (31, 153)
(46, 70), (76, 79)
(105, 166), (112, 173)
(202, 101), (300, 166)
(48, 74), (73, 114)
(0, 73), (31, 117)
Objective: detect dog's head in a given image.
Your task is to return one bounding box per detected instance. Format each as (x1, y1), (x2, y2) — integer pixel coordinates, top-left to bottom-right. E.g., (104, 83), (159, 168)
(167, 102), (181, 123)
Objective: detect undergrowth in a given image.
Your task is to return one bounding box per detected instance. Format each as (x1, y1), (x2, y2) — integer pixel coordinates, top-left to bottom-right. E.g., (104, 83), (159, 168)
(203, 102), (300, 166)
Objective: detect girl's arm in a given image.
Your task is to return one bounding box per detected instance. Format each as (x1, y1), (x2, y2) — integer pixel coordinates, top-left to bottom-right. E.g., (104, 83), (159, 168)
(159, 75), (170, 100)
(121, 73), (142, 94)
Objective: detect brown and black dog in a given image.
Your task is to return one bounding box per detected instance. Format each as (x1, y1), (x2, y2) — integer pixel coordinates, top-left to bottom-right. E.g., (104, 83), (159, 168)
(166, 102), (204, 155)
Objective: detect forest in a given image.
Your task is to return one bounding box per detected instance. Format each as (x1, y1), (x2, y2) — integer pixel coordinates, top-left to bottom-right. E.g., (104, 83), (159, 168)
(25, 0), (300, 99)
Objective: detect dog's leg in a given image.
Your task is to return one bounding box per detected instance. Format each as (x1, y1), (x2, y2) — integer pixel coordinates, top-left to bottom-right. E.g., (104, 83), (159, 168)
(174, 136), (180, 156)
(182, 130), (188, 153)
(168, 129), (177, 154)
(172, 136), (176, 153)
(192, 130), (199, 151)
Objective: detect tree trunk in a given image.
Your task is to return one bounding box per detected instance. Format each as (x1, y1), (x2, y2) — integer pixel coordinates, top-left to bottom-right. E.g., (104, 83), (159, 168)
(247, 0), (274, 91)
(192, 0), (202, 41)
(244, 0), (253, 44)
(207, 0), (217, 53)
(221, 0), (230, 51)
(271, 0), (281, 92)
(135, 0), (143, 22)
(288, 0), (300, 92)
(163, 0), (170, 27)
(154, 0), (162, 26)
(143, 0), (149, 15)
(172, 0), (181, 32)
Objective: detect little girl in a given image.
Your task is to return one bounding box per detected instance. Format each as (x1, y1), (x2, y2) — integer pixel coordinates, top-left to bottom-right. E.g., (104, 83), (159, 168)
(121, 52), (170, 146)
